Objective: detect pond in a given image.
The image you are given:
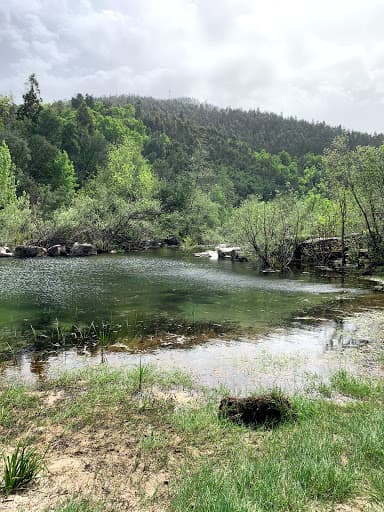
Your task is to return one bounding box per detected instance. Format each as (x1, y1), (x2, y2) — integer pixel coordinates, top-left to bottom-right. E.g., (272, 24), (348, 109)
(0, 249), (382, 389)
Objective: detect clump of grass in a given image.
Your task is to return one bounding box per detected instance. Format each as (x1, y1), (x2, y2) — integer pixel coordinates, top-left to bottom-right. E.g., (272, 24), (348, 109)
(50, 497), (104, 512)
(318, 382), (332, 398)
(2, 444), (46, 496)
(330, 369), (382, 399)
(135, 357), (150, 393)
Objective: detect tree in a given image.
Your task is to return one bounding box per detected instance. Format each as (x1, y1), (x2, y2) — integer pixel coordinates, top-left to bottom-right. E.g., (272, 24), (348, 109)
(0, 141), (17, 208)
(96, 137), (156, 201)
(17, 74), (42, 122)
(350, 145), (384, 262)
(229, 194), (308, 270)
(322, 135), (351, 267)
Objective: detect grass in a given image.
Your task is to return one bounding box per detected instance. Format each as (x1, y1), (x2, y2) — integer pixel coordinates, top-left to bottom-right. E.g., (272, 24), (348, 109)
(170, 395), (384, 511)
(2, 444), (46, 496)
(49, 497), (105, 512)
(1, 366), (384, 510)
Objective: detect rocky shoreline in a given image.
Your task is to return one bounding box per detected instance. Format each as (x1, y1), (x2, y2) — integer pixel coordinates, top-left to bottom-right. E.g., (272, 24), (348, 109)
(0, 242), (97, 258)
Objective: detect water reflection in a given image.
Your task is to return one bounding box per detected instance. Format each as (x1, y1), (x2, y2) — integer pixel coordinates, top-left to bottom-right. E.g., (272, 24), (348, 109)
(0, 318), (365, 393)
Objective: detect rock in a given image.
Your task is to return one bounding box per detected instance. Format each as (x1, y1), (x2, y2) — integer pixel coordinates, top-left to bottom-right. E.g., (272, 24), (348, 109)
(193, 250), (219, 260)
(373, 285), (384, 292)
(14, 245), (47, 258)
(162, 236), (179, 247)
(219, 394), (293, 427)
(47, 244), (68, 257)
(0, 246), (13, 257)
(70, 242), (97, 257)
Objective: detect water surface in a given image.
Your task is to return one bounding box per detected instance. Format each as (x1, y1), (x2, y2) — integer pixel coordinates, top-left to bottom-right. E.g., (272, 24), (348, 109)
(0, 250), (360, 334)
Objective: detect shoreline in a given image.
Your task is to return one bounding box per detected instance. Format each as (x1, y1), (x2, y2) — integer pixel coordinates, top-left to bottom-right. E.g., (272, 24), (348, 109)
(1, 306), (384, 511)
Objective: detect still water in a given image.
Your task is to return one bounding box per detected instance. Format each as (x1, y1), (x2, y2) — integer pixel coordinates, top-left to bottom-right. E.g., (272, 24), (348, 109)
(0, 250), (360, 335)
(0, 250), (379, 389)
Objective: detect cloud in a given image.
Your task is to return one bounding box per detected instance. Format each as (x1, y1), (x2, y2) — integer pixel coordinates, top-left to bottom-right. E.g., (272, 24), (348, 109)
(1, 0), (384, 133)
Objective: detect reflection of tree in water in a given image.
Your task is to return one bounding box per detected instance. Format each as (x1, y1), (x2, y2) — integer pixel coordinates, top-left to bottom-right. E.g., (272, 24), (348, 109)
(30, 352), (48, 379)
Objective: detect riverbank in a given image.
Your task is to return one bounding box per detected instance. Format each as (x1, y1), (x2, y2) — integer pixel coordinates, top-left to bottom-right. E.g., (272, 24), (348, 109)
(1, 308), (384, 512)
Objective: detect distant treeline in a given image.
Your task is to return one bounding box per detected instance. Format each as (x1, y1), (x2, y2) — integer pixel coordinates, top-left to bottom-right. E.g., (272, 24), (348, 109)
(1, 76), (384, 269)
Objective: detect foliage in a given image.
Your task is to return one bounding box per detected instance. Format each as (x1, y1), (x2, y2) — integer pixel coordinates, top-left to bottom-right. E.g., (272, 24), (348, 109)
(228, 194), (311, 269)
(0, 141), (17, 208)
(2, 76), (384, 264)
(350, 145), (384, 261)
(17, 73), (42, 123)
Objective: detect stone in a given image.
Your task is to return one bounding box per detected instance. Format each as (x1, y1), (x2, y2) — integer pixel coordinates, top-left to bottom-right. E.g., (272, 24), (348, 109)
(14, 245), (47, 258)
(0, 246), (13, 257)
(70, 242), (97, 257)
(47, 244), (68, 257)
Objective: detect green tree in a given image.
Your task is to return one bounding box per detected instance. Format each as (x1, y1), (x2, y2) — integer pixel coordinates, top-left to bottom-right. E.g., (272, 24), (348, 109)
(0, 141), (17, 208)
(322, 135), (351, 267)
(17, 74), (42, 123)
(228, 194), (309, 270)
(350, 145), (384, 262)
(96, 137), (156, 201)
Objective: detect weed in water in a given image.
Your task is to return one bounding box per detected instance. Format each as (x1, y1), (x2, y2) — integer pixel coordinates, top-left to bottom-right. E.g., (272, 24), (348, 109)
(2, 444), (46, 495)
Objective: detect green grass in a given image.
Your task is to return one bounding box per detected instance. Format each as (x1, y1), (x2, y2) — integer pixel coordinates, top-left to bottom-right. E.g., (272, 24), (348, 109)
(49, 497), (104, 512)
(330, 369), (384, 399)
(2, 444), (46, 496)
(0, 385), (42, 442)
(2, 366), (384, 510)
(169, 382), (384, 511)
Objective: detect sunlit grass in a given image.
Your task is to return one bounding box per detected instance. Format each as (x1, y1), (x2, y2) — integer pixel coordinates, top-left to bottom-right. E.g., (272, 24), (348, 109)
(2, 366), (384, 510)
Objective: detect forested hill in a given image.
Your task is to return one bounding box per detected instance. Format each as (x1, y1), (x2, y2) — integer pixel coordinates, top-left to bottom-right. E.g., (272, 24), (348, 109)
(1, 77), (384, 257)
(102, 95), (384, 157)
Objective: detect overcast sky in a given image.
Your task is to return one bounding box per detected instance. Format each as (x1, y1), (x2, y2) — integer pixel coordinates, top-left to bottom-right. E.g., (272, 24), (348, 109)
(1, 0), (384, 133)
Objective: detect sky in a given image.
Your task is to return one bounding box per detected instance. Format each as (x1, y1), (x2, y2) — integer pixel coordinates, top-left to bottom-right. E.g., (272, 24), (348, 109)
(1, 0), (384, 134)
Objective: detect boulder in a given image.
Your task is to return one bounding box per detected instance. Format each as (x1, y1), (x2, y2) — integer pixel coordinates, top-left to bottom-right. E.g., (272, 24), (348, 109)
(0, 246), (13, 257)
(219, 394), (293, 427)
(14, 245), (46, 258)
(70, 242), (97, 257)
(47, 244), (68, 257)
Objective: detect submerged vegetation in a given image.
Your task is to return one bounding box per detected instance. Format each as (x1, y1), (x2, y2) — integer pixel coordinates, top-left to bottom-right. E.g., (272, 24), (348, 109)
(1, 76), (384, 270)
(0, 313), (237, 365)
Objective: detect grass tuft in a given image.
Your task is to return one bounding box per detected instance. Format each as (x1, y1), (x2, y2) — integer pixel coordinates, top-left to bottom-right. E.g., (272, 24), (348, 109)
(2, 444), (46, 496)
(330, 369), (383, 399)
(49, 497), (104, 512)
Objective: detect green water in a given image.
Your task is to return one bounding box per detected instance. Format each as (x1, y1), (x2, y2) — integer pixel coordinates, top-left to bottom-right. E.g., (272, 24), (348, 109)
(0, 250), (362, 344)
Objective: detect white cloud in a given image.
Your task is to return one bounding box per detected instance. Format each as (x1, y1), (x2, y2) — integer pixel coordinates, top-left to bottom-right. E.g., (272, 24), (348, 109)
(0, 0), (384, 132)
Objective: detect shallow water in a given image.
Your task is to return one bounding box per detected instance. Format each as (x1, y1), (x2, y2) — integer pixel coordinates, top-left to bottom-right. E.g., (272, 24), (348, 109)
(0, 250), (381, 389)
(2, 317), (371, 393)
